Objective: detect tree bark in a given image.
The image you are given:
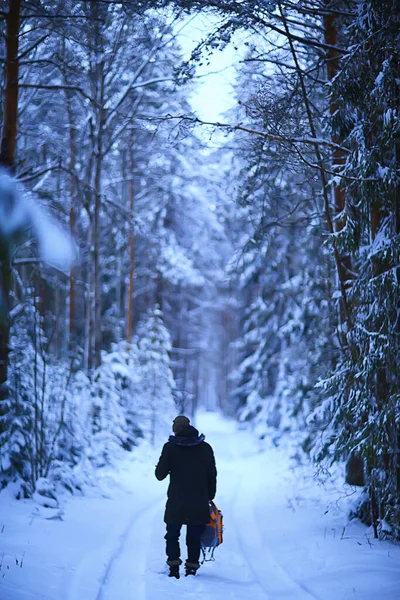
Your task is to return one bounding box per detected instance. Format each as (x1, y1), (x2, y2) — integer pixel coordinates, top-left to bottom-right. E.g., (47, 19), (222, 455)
(0, 0), (21, 169)
(324, 7), (353, 293)
(278, 2), (351, 333)
(91, 1), (105, 370)
(126, 177), (135, 342)
(85, 1), (106, 371)
(395, 76), (400, 510)
(84, 216), (93, 371)
(0, 0), (21, 433)
(93, 136), (103, 369)
(0, 245), (12, 430)
(66, 93), (77, 351)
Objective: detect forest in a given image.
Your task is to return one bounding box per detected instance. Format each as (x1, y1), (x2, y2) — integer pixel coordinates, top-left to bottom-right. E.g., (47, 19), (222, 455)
(0, 0), (399, 551)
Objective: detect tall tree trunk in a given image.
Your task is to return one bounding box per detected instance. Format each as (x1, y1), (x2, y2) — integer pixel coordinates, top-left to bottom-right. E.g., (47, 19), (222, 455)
(278, 2), (351, 337)
(66, 94), (77, 351)
(93, 147), (103, 369)
(395, 70), (400, 511)
(386, 6), (400, 523)
(0, 0), (21, 433)
(85, 1), (106, 370)
(1, 0), (20, 168)
(324, 6), (353, 300)
(84, 217), (93, 371)
(91, 1), (105, 369)
(126, 177), (135, 342)
(0, 250), (12, 431)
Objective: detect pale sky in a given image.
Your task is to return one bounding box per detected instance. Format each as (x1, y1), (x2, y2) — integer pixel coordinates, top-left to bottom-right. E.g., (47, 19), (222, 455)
(176, 14), (241, 122)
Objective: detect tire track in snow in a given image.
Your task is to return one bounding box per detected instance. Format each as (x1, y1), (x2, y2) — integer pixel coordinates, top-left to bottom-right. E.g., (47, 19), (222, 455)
(197, 419), (271, 600)
(95, 496), (165, 600)
(81, 414), (320, 600)
(210, 471), (271, 599)
(192, 413), (320, 600)
(232, 465), (321, 600)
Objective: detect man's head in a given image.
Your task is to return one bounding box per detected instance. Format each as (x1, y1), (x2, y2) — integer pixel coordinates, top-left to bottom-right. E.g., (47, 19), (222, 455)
(172, 415), (190, 435)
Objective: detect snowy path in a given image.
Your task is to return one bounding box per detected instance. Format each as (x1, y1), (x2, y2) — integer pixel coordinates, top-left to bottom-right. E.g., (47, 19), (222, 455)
(94, 414), (273, 600)
(1, 412), (400, 600)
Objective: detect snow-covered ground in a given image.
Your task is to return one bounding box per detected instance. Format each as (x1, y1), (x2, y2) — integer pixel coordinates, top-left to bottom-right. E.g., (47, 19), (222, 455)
(1, 412), (399, 600)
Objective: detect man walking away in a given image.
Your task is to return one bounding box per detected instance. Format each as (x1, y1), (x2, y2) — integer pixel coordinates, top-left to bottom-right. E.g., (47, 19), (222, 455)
(155, 415), (217, 578)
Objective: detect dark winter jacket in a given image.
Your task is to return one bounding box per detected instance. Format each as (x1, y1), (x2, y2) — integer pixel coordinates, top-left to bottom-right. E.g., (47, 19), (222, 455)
(155, 425), (217, 525)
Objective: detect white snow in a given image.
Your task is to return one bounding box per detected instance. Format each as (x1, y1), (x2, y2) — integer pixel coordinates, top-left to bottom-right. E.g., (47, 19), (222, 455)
(1, 412), (399, 600)
(27, 199), (76, 272)
(0, 172), (30, 240)
(0, 169), (76, 271)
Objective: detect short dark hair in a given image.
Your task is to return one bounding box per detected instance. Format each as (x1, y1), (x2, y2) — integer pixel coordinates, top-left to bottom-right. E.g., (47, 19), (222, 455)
(172, 415), (190, 434)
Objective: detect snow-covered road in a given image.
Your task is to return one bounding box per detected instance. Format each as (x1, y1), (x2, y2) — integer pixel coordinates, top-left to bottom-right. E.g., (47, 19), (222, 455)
(94, 413), (273, 600)
(1, 412), (399, 600)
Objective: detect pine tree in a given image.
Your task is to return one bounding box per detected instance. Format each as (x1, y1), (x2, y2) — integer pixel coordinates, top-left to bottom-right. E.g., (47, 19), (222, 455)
(136, 306), (176, 445)
(310, 0), (400, 538)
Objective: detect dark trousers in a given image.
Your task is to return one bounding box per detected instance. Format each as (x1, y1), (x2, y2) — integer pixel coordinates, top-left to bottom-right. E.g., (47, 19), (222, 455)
(165, 524), (205, 565)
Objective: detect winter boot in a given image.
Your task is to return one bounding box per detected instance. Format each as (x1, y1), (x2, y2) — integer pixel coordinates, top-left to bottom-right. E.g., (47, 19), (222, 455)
(167, 559), (181, 579)
(168, 565), (180, 579)
(185, 561), (199, 577)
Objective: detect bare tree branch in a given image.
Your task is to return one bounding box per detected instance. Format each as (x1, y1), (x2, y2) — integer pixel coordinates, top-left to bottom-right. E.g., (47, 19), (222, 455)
(158, 113), (351, 153)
